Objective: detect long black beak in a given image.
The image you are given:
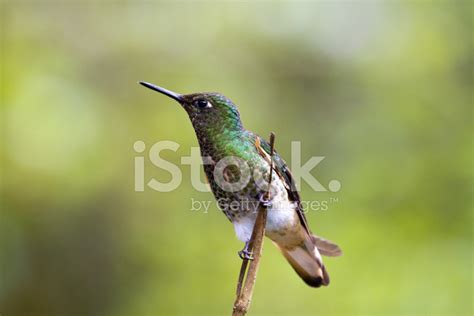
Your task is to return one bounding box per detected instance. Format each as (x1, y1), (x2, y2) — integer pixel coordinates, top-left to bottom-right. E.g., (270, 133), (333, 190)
(138, 81), (183, 102)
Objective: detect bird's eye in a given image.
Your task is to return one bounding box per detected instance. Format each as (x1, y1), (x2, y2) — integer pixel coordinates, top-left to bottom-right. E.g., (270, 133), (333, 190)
(193, 99), (211, 109)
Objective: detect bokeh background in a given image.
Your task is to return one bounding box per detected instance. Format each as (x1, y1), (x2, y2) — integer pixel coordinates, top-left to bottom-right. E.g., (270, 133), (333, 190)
(1, 1), (472, 315)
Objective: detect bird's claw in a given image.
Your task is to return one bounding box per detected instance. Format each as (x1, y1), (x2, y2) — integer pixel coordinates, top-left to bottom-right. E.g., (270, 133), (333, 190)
(259, 193), (272, 208)
(238, 249), (254, 260)
(238, 241), (254, 260)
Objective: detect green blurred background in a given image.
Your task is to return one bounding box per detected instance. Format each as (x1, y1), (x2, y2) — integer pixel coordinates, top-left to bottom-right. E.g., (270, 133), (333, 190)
(1, 1), (472, 315)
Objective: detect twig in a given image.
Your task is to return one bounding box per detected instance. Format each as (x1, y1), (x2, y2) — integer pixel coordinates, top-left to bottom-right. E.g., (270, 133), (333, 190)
(232, 132), (276, 316)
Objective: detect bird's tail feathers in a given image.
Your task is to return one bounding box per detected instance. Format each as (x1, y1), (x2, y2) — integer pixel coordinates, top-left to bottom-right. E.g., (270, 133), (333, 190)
(311, 234), (343, 257)
(276, 235), (330, 287)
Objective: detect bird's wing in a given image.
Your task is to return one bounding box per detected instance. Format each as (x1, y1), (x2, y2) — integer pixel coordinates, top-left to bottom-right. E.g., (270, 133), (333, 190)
(253, 135), (311, 235)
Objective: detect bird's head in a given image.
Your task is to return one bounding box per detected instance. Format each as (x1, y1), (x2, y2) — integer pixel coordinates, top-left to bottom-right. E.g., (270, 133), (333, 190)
(139, 81), (243, 136)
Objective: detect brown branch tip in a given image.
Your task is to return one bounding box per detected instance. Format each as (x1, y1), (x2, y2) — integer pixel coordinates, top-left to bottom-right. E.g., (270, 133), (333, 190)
(232, 132), (276, 316)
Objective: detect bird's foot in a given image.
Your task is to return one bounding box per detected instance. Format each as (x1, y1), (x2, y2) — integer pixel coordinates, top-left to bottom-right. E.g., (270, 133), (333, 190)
(238, 249), (254, 260)
(238, 241), (254, 260)
(259, 193), (272, 208)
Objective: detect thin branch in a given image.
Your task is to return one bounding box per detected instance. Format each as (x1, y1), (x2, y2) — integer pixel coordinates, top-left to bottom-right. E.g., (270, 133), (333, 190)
(232, 132), (276, 316)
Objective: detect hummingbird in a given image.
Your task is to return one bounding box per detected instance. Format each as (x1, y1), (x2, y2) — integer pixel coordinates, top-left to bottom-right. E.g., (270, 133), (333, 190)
(139, 81), (342, 287)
